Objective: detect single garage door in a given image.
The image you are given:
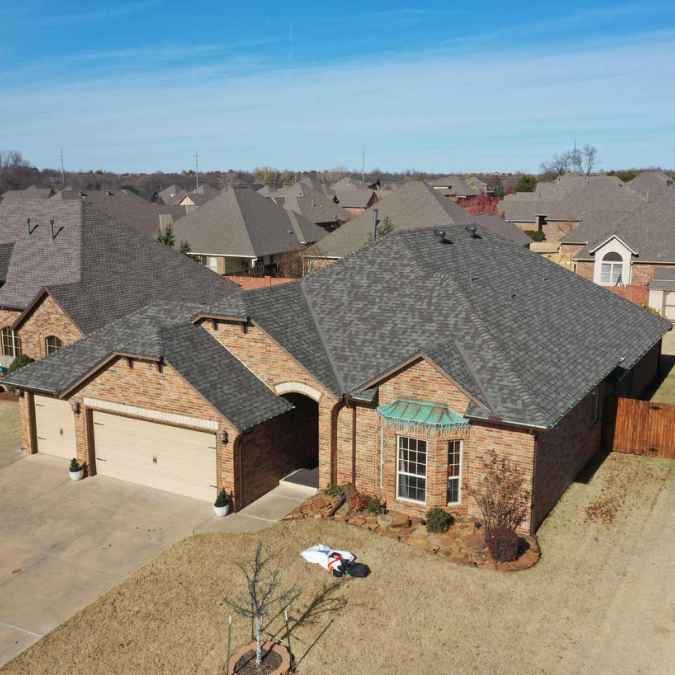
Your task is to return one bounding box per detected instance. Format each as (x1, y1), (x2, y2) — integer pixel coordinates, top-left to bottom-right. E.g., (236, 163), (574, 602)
(34, 395), (77, 459)
(664, 291), (675, 321)
(92, 411), (217, 502)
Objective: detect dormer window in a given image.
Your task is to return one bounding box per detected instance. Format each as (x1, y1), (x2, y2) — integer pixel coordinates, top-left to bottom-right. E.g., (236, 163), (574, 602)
(45, 335), (63, 356)
(600, 252), (623, 285)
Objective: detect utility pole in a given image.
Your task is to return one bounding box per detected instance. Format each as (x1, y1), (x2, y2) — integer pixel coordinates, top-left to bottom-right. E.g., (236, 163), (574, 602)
(59, 148), (65, 187)
(195, 151), (199, 190)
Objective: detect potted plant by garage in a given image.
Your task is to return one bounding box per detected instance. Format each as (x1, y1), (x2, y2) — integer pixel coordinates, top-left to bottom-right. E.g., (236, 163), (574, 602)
(214, 488), (232, 517)
(68, 458), (84, 481)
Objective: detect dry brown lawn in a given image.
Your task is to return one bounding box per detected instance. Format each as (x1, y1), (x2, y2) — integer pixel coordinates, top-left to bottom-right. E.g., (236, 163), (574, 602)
(0, 400), (20, 448)
(4, 453), (674, 675)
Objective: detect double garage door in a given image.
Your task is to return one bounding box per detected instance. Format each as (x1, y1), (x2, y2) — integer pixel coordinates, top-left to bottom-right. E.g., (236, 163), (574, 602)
(92, 411), (217, 502)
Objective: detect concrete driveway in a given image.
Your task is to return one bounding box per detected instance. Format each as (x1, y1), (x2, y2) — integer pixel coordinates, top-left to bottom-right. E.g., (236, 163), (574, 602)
(0, 452), (307, 666)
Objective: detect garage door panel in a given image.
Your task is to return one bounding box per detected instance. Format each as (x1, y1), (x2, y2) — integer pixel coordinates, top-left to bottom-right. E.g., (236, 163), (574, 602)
(665, 292), (675, 320)
(34, 396), (76, 460)
(93, 411), (217, 502)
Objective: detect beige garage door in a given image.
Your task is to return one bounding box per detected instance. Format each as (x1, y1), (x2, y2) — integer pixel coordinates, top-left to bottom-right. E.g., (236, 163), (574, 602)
(92, 411), (217, 502)
(664, 291), (675, 321)
(34, 396), (77, 460)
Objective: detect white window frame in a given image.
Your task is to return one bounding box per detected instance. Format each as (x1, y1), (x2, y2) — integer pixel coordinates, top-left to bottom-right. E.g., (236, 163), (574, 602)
(447, 439), (463, 506)
(600, 253), (623, 285)
(396, 435), (427, 504)
(45, 335), (63, 356)
(0, 327), (21, 358)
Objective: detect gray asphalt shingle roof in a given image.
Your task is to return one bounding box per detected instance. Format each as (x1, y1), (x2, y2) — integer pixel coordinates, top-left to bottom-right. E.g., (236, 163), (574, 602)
(172, 186), (326, 257)
(572, 187), (675, 262)
(0, 199), (244, 329)
(5, 302), (291, 431)
(311, 181), (527, 258)
(267, 183), (348, 225)
(258, 226), (670, 429)
(627, 171), (673, 198)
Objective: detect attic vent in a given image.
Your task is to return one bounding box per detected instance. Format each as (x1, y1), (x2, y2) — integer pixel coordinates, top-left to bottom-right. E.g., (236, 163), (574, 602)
(107, 191), (114, 196)
(433, 227), (452, 244)
(465, 224), (482, 239)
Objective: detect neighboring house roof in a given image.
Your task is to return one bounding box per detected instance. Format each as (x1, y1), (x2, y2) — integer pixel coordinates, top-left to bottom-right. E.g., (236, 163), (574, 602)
(0, 199), (243, 330)
(250, 227), (669, 429)
(627, 171), (673, 199)
(267, 183), (348, 225)
(158, 184), (187, 205)
(54, 189), (183, 237)
(572, 187), (675, 263)
(310, 181), (527, 258)
(1, 186), (55, 201)
(425, 175), (482, 197)
(173, 186), (326, 258)
(500, 174), (645, 223)
(4, 302), (291, 431)
(332, 187), (375, 209)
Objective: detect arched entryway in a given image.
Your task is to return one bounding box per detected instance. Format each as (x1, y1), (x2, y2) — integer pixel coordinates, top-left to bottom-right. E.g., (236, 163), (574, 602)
(280, 392), (319, 472)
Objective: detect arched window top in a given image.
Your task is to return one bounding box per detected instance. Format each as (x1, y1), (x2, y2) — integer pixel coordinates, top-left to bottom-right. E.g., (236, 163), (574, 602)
(603, 251), (622, 262)
(45, 335), (63, 356)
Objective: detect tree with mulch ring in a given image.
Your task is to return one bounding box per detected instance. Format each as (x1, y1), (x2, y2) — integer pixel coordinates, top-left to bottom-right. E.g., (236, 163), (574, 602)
(225, 543), (298, 674)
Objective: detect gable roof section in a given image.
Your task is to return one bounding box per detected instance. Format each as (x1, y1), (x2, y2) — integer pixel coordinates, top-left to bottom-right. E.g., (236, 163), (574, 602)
(573, 187), (675, 262)
(5, 302), (290, 431)
(267, 182), (348, 225)
(172, 186), (326, 258)
(627, 171), (673, 198)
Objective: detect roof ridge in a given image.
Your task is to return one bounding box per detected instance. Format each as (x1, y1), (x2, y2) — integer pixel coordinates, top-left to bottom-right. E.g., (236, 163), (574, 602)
(298, 279), (345, 394)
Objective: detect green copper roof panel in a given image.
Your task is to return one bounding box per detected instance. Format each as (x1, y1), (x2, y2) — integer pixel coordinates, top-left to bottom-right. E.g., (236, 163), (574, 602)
(377, 399), (469, 430)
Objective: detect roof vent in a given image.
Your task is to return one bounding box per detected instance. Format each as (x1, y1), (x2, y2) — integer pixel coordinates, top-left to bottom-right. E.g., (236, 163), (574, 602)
(433, 227), (452, 244)
(27, 217), (39, 236)
(107, 191), (114, 196)
(50, 218), (64, 241)
(465, 224), (482, 239)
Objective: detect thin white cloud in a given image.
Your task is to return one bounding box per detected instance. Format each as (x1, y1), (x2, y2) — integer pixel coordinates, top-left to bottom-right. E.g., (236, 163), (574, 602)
(2, 29), (674, 173)
(39, 0), (161, 25)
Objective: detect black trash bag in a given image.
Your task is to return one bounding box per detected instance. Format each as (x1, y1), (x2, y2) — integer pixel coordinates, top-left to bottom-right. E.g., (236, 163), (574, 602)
(332, 560), (370, 578)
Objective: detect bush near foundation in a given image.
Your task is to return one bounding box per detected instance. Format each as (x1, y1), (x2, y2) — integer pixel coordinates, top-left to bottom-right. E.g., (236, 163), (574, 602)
(425, 507), (453, 533)
(486, 527), (519, 562)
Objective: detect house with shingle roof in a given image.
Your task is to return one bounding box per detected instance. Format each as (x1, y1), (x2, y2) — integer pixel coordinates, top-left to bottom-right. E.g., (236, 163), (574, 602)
(172, 185), (327, 276)
(426, 175), (487, 201)
(263, 181), (348, 230)
(6, 225), (667, 530)
(499, 174), (646, 242)
(0, 197), (241, 368)
(303, 180), (529, 273)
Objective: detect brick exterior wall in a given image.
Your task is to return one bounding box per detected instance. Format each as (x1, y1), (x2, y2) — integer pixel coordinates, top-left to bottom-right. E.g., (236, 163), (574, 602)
(616, 341), (660, 398)
(532, 389), (603, 530)
(302, 257), (339, 276)
(575, 261), (594, 282)
(18, 392), (37, 455)
(17, 295), (82, 360)
(0, 309), (20, 330)
(201, 319), (340, 489)
(559, 243), (585, 259)
(575, 260), (675, 290)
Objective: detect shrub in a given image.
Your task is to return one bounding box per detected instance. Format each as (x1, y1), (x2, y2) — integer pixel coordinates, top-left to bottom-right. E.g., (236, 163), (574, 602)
(425, 507), (453, 533)
(326, 483), (346, 498)
(468, 450), (529, 533)
(486, 527), (520, 562)
(214, 488), (231, 508)
(524, 230), (545, 242)
(366, 497), (384, 515)
(69, 458), (82, 472)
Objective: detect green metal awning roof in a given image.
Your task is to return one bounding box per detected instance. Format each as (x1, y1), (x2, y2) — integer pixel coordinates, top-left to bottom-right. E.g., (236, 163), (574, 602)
(377, 399), (469, 431)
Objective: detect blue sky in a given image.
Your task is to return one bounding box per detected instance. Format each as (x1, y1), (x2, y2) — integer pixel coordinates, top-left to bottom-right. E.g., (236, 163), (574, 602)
(1, 1), (674, 173)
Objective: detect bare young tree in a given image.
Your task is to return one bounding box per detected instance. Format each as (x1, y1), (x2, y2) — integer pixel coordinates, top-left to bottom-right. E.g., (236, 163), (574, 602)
(541, 145), (598, 177)
(225, 543), (299, 668)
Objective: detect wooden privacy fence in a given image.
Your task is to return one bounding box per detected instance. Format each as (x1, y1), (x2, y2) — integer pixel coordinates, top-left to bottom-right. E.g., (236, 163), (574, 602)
(612, 397), (675, 459)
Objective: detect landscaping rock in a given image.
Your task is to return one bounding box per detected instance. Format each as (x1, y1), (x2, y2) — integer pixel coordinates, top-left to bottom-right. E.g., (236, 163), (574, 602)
(377, 513), (393, 529)
(390, 512), (411, 529)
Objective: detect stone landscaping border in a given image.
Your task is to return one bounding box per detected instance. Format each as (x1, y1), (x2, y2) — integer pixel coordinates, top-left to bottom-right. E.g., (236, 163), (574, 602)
(284, 486), (540, 572)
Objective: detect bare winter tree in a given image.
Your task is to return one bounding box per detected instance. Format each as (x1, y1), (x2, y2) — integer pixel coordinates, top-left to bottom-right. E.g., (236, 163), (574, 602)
(581, 145), (598, 176)
(225, 543), (299, 668)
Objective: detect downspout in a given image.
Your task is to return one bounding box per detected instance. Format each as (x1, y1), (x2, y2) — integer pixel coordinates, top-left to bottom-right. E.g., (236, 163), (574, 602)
(330, 396), (347, 486)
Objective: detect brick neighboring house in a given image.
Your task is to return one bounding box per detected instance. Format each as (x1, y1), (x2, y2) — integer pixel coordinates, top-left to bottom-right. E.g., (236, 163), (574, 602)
(563, 186), (675, 310)
(7, 226), (669, 533)
(172, 185), (328, 277)
(0, 198), (242, 368)
(303, 181), (530, 274)
(499, 174), (645, 242)
(328, 177), (378, 216)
